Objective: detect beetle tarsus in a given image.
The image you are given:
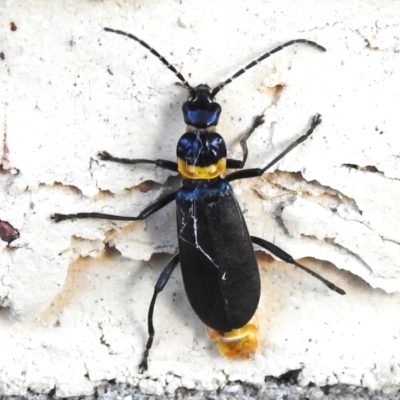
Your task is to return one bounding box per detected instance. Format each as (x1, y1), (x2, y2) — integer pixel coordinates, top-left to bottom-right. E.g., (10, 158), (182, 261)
(51, 213), (70, 223)
(98, 150), (112, 160)
(138, 354), (149, 374)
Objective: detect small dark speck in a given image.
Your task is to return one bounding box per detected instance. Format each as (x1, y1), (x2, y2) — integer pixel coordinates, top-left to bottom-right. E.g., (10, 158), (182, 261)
(346, 164), (358, 169)
(0, 220), (19, 244)
(10, 22), (17, 31)
(0, 52), (4, 60)
(107, 67), (113, 75)
(69, 40), (75, 47)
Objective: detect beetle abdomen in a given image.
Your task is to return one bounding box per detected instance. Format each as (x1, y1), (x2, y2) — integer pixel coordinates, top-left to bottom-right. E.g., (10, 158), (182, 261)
(176, 178), (261, 332)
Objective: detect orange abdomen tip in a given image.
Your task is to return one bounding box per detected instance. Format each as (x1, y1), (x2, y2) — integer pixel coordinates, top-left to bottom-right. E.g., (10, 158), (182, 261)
(206, 317), (259, 359)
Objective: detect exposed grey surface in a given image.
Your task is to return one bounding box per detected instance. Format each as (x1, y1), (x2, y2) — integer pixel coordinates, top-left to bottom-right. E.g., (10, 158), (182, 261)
(2, 377), (400, 400)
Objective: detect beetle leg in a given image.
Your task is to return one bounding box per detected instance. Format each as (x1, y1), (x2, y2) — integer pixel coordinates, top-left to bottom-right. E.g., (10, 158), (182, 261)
(139, 253), (180, 373)
(52, 191), (177, 222)
(226, 113), (265, 169)
(251, 236), (345, 295)
(226, 114), (321, 182)
(98, 151), (178, 172)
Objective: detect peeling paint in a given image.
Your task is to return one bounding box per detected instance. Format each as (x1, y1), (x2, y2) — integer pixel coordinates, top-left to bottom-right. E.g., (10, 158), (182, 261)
(1, 0), (400, 396)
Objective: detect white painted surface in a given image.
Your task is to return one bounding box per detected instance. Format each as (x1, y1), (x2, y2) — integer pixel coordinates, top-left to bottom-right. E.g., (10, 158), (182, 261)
(1, 0), (400, 396)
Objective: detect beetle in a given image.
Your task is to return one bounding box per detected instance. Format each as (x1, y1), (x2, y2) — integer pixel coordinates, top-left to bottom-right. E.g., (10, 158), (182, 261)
(53, 28), (345, 372)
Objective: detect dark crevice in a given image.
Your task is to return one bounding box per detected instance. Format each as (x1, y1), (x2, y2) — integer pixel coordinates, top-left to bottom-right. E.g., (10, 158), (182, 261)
(265, 368), (302, 385)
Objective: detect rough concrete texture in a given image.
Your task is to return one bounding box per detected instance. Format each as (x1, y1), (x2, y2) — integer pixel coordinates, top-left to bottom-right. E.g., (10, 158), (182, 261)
(1, 0), (400, 398)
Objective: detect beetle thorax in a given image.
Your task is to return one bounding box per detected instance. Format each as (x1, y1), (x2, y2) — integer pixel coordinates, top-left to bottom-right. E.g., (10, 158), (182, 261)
(177, 131), (227, 180)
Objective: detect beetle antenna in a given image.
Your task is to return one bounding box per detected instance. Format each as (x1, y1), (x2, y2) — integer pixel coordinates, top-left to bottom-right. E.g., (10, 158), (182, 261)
(211, 39), (325, 97)
(104, 28), (193, 90)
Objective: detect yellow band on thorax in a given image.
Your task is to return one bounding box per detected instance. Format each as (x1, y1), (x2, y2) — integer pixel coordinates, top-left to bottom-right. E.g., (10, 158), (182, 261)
(178, 157), (226, 179)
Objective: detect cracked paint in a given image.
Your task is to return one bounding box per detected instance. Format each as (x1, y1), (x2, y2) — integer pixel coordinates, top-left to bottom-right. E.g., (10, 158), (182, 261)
(1, 0), (400, 397)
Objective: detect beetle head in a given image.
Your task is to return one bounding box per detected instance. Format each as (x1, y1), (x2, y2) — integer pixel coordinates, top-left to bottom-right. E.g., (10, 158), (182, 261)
(182, 84), (222, 129)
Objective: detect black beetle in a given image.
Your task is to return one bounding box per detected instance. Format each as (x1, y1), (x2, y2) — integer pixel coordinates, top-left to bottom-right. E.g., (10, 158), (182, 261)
(53, 29), (345, 372)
